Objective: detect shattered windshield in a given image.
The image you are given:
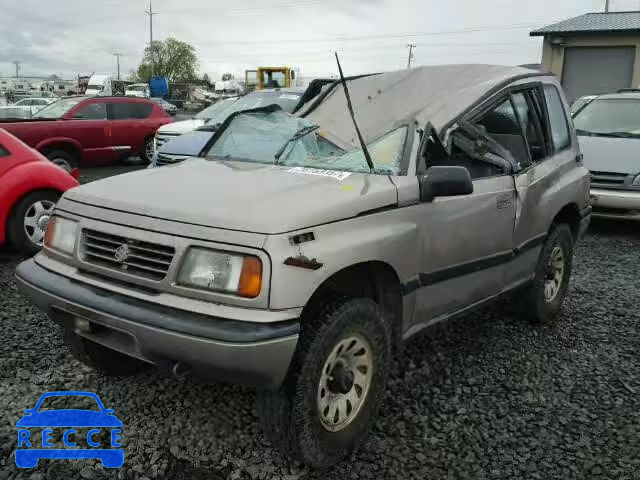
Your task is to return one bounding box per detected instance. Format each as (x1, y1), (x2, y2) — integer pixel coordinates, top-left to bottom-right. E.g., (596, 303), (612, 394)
(205, 110), (407, 175)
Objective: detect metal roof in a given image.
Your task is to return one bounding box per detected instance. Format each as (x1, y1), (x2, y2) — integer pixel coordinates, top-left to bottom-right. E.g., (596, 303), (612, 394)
(531, 11), (640, 36)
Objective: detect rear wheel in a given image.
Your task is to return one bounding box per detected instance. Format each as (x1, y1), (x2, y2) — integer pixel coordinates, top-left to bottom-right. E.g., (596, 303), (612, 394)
(257, 298), (391, 468)
(7, 190), (59, 255)
(45, 149), (78, 172)
(521, 223), (574, 324)
(61, 327), (150, 377)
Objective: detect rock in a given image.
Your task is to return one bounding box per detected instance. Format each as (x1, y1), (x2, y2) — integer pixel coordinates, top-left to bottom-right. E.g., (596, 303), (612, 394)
(79, 466), (96, 480)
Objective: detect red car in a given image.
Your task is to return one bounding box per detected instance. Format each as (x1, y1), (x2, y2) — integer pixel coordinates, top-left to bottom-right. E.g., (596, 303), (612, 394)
(0, 129), (79, 254)
(0, 96), (173, 171)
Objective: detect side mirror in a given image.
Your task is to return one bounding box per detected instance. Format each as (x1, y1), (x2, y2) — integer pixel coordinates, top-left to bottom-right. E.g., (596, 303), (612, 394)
(420, 166), (473, 202)
(24, 409), (35, 414)
(105, 409), (115, 414)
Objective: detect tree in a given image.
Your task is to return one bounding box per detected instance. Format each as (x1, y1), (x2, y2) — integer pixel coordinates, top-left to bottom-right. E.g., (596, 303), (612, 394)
(202, 73), (210, 84)
(126, 69), (138, 82)
(136, 37), (199, 82)
(221, 73), (234, 81)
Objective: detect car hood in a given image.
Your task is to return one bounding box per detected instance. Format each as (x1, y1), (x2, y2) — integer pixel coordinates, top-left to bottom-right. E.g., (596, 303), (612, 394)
(65, 159), (398, 234)
(157, 118), (205, 135)
(16, 410), (123, 428)
(159, 130), (214, 156)
(579, 136), (640, 175)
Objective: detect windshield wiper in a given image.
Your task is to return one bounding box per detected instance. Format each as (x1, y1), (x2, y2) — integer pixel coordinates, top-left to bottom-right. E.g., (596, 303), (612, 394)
(576, 129), (639, 138)
(274, 125), (319, 162)
(335, 52), (376, 174)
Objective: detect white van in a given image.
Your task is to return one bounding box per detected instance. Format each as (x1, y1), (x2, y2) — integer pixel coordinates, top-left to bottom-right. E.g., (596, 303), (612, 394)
(85, 75), (113, 96)
(125, 83), (150, 98)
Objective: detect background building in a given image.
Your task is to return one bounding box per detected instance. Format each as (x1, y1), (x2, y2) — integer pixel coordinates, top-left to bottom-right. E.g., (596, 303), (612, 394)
(531, 11), (640, 102)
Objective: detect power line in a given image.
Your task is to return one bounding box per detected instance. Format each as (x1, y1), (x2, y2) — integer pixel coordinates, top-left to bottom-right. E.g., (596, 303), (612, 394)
(196, 23), (539, 46)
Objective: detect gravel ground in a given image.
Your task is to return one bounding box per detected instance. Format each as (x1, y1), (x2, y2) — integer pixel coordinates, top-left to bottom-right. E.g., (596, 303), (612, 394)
(0, 166), (639, 479)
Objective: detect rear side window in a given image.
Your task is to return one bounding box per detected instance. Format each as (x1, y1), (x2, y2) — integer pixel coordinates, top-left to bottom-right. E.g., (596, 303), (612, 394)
(0, 144), (10, 157)
(72, 102), (107, 120)
(109, 102), (153, 120)
(543, 85), (571, 152)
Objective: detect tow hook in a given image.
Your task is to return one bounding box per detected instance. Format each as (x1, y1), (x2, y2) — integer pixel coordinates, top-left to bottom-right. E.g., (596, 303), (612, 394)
(170, 362), (191, 379)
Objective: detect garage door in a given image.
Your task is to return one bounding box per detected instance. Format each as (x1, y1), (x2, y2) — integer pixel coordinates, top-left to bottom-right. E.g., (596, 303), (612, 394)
(561, 46), (636, 103)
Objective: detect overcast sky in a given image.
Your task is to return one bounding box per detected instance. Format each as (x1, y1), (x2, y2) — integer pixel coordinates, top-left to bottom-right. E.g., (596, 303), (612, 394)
(1, 0), (638, 81)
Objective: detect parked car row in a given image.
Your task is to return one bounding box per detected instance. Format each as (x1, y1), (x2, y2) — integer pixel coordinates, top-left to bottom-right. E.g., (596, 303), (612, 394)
(12, 64), (594, 468)
(0, 96), (173, 171)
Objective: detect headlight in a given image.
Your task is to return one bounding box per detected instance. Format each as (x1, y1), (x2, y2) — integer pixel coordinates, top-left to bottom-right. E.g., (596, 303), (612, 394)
(633, 174), (640, 186)
(44, 217), (78, 255)
(177, 248), (262, 298)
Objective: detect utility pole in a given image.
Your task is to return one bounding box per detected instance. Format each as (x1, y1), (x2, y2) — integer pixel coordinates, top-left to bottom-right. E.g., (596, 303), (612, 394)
(407, 43), (416, 69)
(605, 0), (610, 12)
(113, 53), (122, 80)
(12, 60), (20, 78)
(145, 1), (157, 76)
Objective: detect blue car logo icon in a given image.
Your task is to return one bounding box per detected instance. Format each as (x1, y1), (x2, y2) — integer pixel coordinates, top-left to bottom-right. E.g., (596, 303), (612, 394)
(16, 391), (123, 468)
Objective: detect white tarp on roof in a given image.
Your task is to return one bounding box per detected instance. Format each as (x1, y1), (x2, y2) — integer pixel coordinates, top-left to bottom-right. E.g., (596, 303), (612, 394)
(302, 64), (542, 150)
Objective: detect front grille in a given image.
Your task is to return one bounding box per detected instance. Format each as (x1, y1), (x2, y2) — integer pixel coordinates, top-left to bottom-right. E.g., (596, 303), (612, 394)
(156, 152), (189, 166)
(155, 132), (180, 150)
(81, 229), (175, 281)
(590, 171), (628, 185)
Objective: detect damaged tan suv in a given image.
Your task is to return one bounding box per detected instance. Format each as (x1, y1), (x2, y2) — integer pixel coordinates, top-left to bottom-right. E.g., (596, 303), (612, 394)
(16, 65), (591, 467)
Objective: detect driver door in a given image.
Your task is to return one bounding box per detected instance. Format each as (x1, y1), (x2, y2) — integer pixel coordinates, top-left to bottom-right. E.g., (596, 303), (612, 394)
(409, 96), (531, 329)
(65, 100), (114, 164)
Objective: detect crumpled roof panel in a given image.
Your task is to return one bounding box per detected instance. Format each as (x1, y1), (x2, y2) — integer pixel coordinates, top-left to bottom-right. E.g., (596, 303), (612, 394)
(302, 64), (542, 150)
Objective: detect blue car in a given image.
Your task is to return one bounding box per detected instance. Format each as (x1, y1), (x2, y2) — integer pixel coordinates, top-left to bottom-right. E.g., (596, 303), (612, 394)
(15, 391), (123, 468)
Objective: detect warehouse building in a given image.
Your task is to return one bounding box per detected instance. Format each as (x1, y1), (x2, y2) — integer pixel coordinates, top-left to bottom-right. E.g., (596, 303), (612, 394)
(531, 11), (640, 102)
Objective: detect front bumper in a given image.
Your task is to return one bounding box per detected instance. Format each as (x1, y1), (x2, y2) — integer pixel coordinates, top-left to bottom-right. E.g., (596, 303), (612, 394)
(590, 188), (640, 221)
(15, 259), (299, 389)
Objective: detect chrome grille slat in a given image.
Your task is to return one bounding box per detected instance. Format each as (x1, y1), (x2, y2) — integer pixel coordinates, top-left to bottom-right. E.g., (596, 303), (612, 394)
(81, 229), (175, 281)
(86, 235), (173, 258)
(590, 170), (629, 185)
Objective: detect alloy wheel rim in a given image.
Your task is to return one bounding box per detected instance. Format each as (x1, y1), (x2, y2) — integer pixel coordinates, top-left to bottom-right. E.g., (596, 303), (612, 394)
(317, 334), (373, 432)
(145, 140), (155, 159)
(544, 246), (565, 302)
(23, 200), (55, 246)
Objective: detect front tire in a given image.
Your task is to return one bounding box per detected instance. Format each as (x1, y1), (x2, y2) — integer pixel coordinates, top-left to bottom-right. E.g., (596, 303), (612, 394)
(257, 298), (391, 468)
(7, 190), (59, 256)
(61, 327), (150, 377)
(521, 223), (574, 324)
(141, 137), (155, 164)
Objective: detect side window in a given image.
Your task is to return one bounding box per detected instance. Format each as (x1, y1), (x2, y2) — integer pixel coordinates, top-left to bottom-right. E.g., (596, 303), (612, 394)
(0, 144), (10, 157)
(72, 102), (107, 120)
(109, 102), (153, 120)
(543, 85), (571, 152)
(476, 98), (529, 168)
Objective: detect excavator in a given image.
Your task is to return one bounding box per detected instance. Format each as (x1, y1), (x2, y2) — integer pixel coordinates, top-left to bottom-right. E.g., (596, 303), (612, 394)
(245, 66), (297, 93)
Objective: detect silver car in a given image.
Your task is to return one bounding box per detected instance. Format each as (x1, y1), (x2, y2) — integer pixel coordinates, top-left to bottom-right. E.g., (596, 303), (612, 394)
(573, 91), (640, 220)
(15, 65), (590, 467)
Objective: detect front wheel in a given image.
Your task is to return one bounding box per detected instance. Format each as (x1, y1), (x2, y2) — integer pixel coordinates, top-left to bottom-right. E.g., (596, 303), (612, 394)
(7, 190), (59, 256)
(257, 298), (391, 468)
(521, 223), (574, 324)
(141, 137), (155, 164)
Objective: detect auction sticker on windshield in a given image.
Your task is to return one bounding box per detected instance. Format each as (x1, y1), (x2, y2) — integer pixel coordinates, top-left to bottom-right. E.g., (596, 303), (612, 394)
(287, 166), (351, 181)
(15, 391), (124, 468)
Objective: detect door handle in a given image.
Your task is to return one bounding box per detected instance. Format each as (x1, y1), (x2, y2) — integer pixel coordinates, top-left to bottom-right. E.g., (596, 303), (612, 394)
(575, 153), (584, 163)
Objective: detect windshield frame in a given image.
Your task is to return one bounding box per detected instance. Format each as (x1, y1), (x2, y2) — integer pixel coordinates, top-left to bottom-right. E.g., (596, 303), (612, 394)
(32, 97), (84, 119)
